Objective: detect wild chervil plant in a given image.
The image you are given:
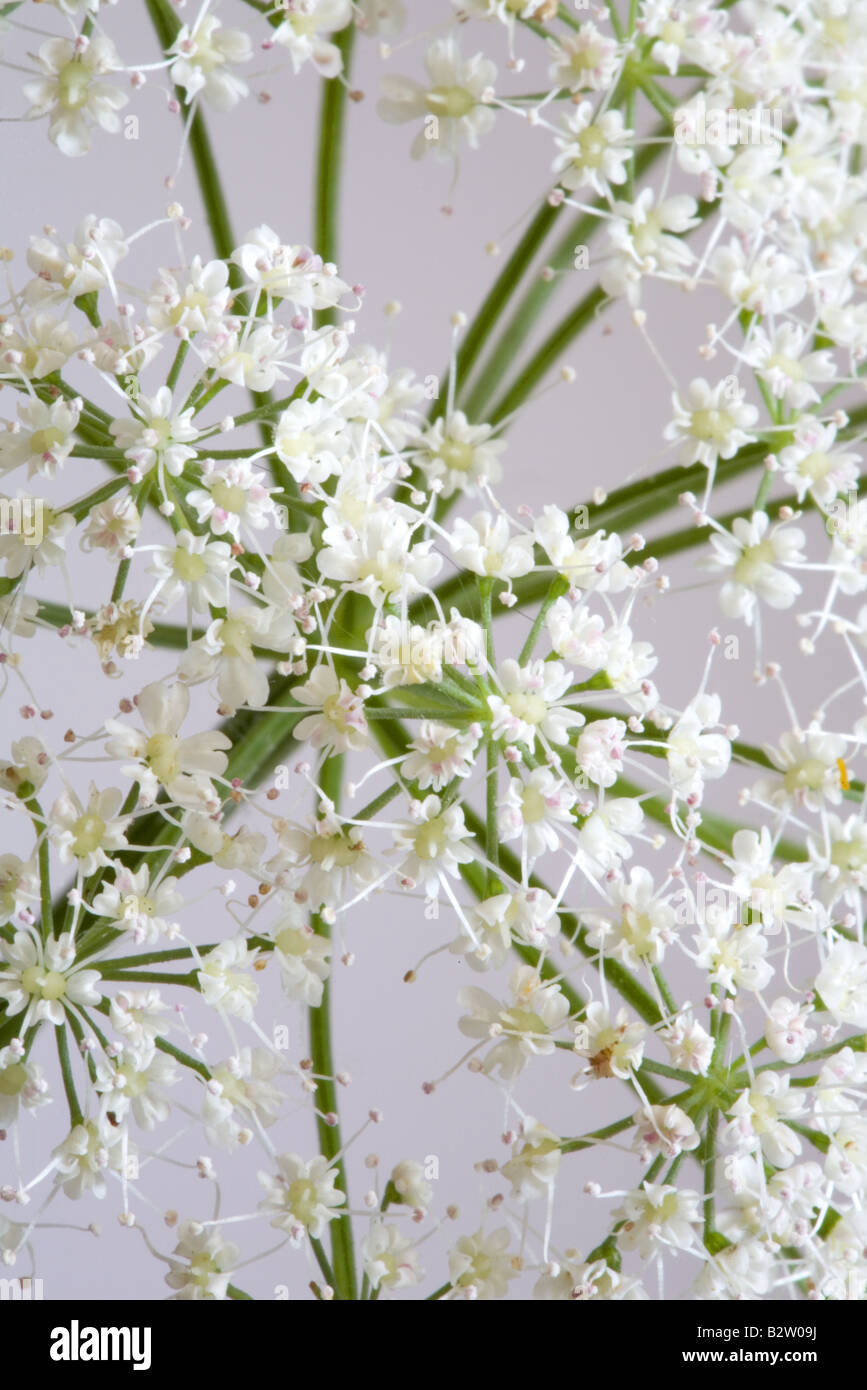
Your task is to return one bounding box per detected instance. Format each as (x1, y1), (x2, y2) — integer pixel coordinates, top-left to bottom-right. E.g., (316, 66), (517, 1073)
(0, 0), (866, 1302)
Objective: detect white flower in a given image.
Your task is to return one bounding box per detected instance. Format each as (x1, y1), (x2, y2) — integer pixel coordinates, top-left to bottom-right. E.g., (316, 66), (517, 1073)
(165, 1221), (239, 1300)
(666, 692), (731, 801)
(271, 812), (379, 912)
(778, 419), (861, 507)
(693, 914), (773, 996)
(576, 717), (626, 788)
(448, 1227), (517, 1299)
(24, 36), (128, 157)
(574, 1001), (646, 1078)
(187, 460), (277, 537)
(547, 23), (619, 93)
(0, 396), (80, 478)
(825, 1117), (867, 1196)
(258, 1153), (345, 1242)
(273, 397), (349, 486)
(362, 1222), (423, 1290)
(23, 216), (127, 307)
(273, 0), (353, 77)
(533, 507), (631, 592)
(0, 313), (78, 380)
(81, 494), (141, 557)
(95, 1046), (178, 1131)
(198, 937), (258, 1021)
(318, 507), (441, 602)
(169, 15), (252, 111)
(402, 721), (480, 791)
(661, 1010), (713, 1076)
(419, 413), (505, 497)
(614, 1183), (702, 1257)
(534, 1253), (647, 1300)
(448, 512), (533, 580)
(0, 1044), (51, 1127)
(231, 226), (348, 309)
(180, 605), (294, 709)
(754, 729), (847, 812)
(270, 914), (331, 1007)
(49, 783), (129, 875)
(700, 511), (805, 625)
(764, 998), (816, 1064)
(389, 1159), (432, 1211)
(577, 798), (643, 873)
(459, 966), (570, 1079)
(0, 500), (74, 578)
(378, 37), (496, 161)
(292, 665), (369, 754)
(110, 989), (172, 1048)
(724, 825), (815, 931)
(0, 738), (51, 798)
(104, 680), (230, 808)
(488, 658), (583, 749)
(744, 323), (836, 412)
(633, 1103), (700, 1159)
(664, 377), (759, 468)
(600, 190), (698, 305)
(816, 940), (867, 1028)
(147, 530), (234, 616)
(725, 1073), (804, 1169)
(501, 1118), (561, 1200)
(394, 795), (474, 896)
(147, 256), (231, 336)
(552, 103), (633, 196)
(498, 766), (577, 858)
(202, 1048), (284, 1150)
(546, 598), (608, 669)
(110, 388), (198, 478)
(711, 241), (806, 317)
(585, 867), (676, 969)
(52, 1119), (127, 1199)
(91, 865), (184, 946)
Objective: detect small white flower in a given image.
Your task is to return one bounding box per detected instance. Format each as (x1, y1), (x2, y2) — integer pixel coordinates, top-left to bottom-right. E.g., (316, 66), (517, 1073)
(49, 783), (129, 875)
(418, 413), (505, 498)
(362, 1222), (423, 1291)
(574, 1001), (645, 1079)
(377, 36), (497, 161)
(448, 1227), (517, 1299)
(816, 940), (867, 1028)
(258, 1153), (345, 1243)
(614, 1182), (701, 1257)
(459, 966), (570, 1079)
(274, 0), (354, 77)
(169, 15), (252, 111)
(664, 377), (759, 469)
(700, 512), (805, 626)
(488, 658), (583, 750)
(24, 36), (128, 157)
(165, 1221), (239, 1300)
(292, 665), (369, 754)
(198, 937), (258, 1022)
(394, 795), (474, 896)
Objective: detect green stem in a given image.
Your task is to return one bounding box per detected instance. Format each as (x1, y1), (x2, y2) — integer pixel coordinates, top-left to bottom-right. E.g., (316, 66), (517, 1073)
(313, 24), (355, 322)
(309, 754), (357, 1301)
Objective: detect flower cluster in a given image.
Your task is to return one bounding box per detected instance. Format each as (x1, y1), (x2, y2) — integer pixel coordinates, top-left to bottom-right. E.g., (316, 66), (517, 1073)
(1, 0), (867, 1304)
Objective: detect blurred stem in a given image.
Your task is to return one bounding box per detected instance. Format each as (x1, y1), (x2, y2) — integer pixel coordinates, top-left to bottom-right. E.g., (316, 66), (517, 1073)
(314, 26), (356, 324)
(309, 754), (358, 1301)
